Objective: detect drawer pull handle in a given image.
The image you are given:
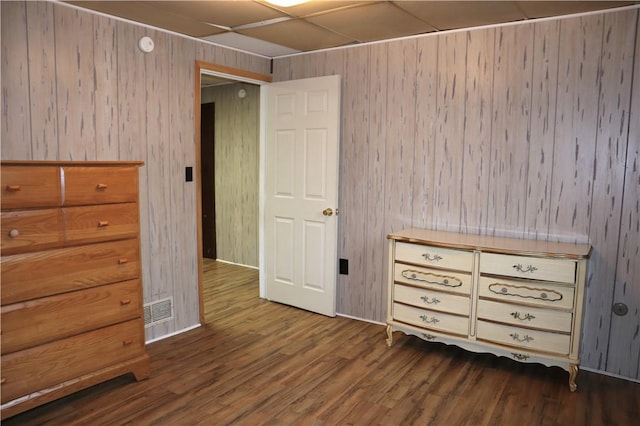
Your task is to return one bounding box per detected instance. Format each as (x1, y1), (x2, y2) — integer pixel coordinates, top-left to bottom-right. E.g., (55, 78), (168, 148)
(511, 353), (530, 361)
(420, 296), (440, 305)
(6, 185), (21, 191)
(419, 315), (440, 324)
(8, 229), (20, 238)
(513, 264), (538, 273)
(510, 312), (535, 321)
(98, 220), (110, 227)
(123, 339), (134, 346)
(96, 183), (108, 190)
(422, 253), (443, 262)
(422, 333), (437, 341)
(1, 378), (6, 384)
(488, 283), (563, 302)
(118, 258), (129, 264)
(402, 270), (462, 288)
(120, 299), (132, 305)
(509, 333), (534, 343)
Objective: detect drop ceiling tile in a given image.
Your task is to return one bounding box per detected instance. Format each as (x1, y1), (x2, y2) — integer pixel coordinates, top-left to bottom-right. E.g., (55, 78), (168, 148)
(144, 0), (287, 28)
(396, 1), (525, 30)
(307, 2), (436, 42)
(202, 32), (300, 57)
(237, 19), (356, 51)
(258, 0), (367, 17)
(69, 1), (225, 37)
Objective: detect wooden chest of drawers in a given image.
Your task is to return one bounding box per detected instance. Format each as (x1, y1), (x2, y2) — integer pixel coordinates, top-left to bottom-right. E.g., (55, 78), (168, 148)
(386, 228), (590, 391)
(0, 161), (150, 419)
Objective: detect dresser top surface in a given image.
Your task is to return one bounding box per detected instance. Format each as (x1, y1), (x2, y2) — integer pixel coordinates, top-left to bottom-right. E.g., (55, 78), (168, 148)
(1, 160), (143, 167)
(389, 228), (591, 259)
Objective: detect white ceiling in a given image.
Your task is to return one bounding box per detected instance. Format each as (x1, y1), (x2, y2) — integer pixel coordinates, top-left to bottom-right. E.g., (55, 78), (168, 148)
(66, 1), (639, 57)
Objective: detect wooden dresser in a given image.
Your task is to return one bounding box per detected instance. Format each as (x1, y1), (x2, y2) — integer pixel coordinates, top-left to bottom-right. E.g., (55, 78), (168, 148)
(386, 228), (591, 391)
(0, 161), (150, 419)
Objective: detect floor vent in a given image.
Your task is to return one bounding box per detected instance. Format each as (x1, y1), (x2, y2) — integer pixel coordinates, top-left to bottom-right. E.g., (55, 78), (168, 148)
(143, 297), (173, 328)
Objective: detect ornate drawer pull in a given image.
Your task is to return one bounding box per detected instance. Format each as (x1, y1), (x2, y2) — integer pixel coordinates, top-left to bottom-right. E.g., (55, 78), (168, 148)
(419, 315), (440, 324)
(420, 296), (440, 305)
(6, 185), (21, 191)
(402, 270), (462, 288)
(510, 311), (535, 321)
(422, 333), (437, 340)
(513, 264), (538, 273)
(0, 378), (6, 384)
(96, 183), (108, 190)
(122, 339), (133, 346)
(488, 283), (562, 302)
(422, 253), (442, 262)
(118, 258), (129, 264)
(511, 353), (530, 361)
(98, 220), (110, 227)
(8, 229), (20, 238)
(120, 299), (132, 305)
(509, 333), (534, 343)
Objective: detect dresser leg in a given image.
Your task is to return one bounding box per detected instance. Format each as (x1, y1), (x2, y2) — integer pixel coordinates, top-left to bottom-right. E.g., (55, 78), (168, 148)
(386, 324), (393, 347)
(569, 364), (579, 392)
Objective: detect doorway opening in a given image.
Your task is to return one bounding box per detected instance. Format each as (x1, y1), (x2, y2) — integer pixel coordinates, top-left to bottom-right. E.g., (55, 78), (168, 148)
(194, 61), (272, 324)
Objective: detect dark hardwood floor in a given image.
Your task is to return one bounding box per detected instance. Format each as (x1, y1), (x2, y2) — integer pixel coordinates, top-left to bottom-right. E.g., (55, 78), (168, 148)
(4, 259), (639, 425)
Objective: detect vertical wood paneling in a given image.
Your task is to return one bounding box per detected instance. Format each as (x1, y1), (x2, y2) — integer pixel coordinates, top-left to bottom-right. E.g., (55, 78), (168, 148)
(433, 31), (467, 232)
(169, 35), (198, 334)
(412, 36), (438, 230)
(525, 20), (560, 239)
(365, 44), (389, 322)
(603, 11), (639, 379)
(1, 1), (32, 160)
(461, 28), (494, 235)
(337, 46), (370, 318)
(384, 39), (417, 235)
(93, 12), (119, 159)
(26, 1), (58, 160)
(488, 24), (534, 237)
(54, 5), (96, 159)
(550, 15), (603, 242)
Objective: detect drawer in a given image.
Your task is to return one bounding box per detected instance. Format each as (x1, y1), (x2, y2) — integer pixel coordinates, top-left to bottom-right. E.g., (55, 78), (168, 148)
(394, 284), (470, 316)
(63, 166), (139, 206)
(480, 252), (576, 284)
(478, 276), (574, 310)
(476, 320), (570, 355)
(0, 319), (145, 404)
(477, 299), (573, 333)
(393, 302), (469, 336)
(1, 166), (61, 210)
(1, 239), (140, 305)
(395, 242), (473, 272)
(1, 209), (64, 255)
(1, 279), (141, 354)
(64, 203), (139, 245)
(394, 263), (472, 295)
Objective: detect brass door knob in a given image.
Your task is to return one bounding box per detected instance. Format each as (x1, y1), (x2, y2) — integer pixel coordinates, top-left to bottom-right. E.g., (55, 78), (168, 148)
(322, 208), (333, 216)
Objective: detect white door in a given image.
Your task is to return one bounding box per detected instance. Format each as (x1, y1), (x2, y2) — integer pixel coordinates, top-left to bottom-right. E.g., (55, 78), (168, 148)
(263, 75), (341, 317)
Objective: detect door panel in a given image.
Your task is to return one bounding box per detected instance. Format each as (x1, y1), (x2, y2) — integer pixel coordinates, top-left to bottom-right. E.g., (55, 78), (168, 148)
(264, 75), (341, 317)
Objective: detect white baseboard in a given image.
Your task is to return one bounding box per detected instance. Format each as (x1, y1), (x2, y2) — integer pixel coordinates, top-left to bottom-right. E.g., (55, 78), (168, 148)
(215, 258), (259, 270)
(145, 324), (201, 344)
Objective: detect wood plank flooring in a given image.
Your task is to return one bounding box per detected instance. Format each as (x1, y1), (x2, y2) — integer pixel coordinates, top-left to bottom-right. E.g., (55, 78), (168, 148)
(4, 259), (639, 425)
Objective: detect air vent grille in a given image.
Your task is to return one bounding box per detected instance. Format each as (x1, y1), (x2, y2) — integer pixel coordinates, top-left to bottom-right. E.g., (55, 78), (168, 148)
(143, 297), (173, 328)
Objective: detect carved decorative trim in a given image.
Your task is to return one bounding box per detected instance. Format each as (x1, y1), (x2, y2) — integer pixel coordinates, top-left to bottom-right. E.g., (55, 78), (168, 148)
(488, 283), (563, 302)
(402, 269), (462, 288)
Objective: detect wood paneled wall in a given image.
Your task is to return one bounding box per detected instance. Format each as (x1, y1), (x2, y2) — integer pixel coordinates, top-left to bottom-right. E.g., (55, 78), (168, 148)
(273, 8), (640, 380)
(201, 83), (260, 267)
(0, 1), (270, 341)
(2, 0), (638, 381)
